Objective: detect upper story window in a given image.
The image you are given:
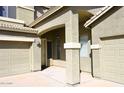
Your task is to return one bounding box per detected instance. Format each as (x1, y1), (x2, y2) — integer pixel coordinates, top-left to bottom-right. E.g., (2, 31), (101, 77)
(0, 6), (16, 18)
(0, 6), (8, 17)
(34, 6), (49, 19)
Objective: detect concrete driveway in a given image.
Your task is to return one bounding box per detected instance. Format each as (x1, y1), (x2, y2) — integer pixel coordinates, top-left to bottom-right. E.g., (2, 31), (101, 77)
(0, 66), (123, 87)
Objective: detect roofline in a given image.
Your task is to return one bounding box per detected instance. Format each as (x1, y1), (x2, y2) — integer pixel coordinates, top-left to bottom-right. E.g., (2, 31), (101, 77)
(0, 23), (38, 34)
(29, 6), (64, 27)
(84, 6), (113, 27)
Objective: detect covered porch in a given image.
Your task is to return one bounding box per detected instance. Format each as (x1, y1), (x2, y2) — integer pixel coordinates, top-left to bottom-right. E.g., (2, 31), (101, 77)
(34, 6), (93, 85)
(41, 27), (66, 68)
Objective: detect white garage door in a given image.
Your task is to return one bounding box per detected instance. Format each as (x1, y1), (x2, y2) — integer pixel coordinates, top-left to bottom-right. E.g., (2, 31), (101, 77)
(101, 37), (124, 84)
(0, 41), (32, 77)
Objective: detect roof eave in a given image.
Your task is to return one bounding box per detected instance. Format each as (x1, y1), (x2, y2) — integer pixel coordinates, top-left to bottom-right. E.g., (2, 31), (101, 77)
(0, 24), (38, 34)
(84, 6), (113, 28)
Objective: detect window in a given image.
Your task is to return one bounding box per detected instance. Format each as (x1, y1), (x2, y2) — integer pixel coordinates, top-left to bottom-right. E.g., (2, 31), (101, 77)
(80, 35), (89, 57)
(0, 6), (16, 18)
(0, 6), (8, 17)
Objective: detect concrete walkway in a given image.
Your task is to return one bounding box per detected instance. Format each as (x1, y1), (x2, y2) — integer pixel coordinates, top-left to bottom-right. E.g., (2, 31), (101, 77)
(0, 66), (123, 87)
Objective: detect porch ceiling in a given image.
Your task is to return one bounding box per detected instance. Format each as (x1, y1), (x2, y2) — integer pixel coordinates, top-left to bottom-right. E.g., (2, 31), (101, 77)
(38, 10), (93, 36)
(38, 24), (65, 36)
(78, 10), (94, 23)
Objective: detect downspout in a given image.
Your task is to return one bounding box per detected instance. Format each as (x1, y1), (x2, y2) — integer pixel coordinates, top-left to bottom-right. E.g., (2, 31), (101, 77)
(90, 27), (94, 77)
(87, 27), (94, 77)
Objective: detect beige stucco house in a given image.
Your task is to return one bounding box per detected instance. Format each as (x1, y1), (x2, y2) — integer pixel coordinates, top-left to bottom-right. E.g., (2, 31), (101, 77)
(0, 6), (124, 85)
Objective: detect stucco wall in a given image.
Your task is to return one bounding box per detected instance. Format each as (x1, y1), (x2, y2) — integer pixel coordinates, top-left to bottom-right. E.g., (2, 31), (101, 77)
(31, 38), (41, 71)
(16, 6), (34, 25)
(0, 31), (41, 71)
(91, 6), (124, 78)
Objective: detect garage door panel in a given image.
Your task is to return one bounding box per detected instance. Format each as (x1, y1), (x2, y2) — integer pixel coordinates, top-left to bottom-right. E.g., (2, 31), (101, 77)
(12, 55), (29, 63)
(0, 41), (31, 77)
(0, 69), (11, 77)
(102, 47), (116, 56)
(102, 64), (120, 72)
(102, 57), (116, 62)
(119, 63), (124, 74)
(102, 72), (120, 82)
(118, 39), (124, 44)
(12, 67), (30, 74)
(0, 49), (10, 76)
(103, 67), (120, 73)
(119, 49), (124, 56)
(101, 37), (124, 84)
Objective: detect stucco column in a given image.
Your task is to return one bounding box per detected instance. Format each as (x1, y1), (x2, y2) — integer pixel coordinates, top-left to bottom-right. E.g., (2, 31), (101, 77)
(64, 11), (81, 85)
(31, 38), (41, 71)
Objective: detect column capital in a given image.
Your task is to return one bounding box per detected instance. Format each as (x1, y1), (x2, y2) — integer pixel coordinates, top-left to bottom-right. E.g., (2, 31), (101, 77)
(64, 42), (81, 49)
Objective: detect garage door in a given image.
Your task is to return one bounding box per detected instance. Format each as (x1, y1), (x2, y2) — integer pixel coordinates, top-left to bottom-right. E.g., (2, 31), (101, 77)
(0, 41), (32, 77)
(101, 37), (124, 84)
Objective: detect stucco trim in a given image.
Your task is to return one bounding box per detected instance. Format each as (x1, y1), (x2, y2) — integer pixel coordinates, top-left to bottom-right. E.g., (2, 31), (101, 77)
(0, 23), (38, 34)
(0, 16), (25, 24)
(64, 42), (81, 49)
(0, 36), (34, 42)
(91, 44), (101, 50)
(17, 6), (35, 11)
(84, 6), (113, 27)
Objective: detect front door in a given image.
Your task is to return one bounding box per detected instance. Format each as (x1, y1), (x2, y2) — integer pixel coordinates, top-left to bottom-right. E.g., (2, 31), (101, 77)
(41, 39), (47, 69)
(47, 41), (52, 66)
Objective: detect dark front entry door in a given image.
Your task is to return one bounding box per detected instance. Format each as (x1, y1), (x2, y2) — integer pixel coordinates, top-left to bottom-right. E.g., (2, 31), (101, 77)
(47, 41), (52, 66)
(41, 39), (47, 70)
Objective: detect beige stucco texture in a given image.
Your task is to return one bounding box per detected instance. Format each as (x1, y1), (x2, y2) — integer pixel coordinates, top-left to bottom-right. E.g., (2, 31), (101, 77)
(91, 6), (124, 84)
